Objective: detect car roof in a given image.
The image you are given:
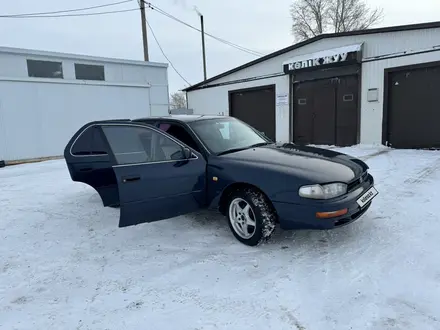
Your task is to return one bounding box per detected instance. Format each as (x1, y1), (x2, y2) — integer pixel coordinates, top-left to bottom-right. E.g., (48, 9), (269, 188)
(132, 114), (226, 123)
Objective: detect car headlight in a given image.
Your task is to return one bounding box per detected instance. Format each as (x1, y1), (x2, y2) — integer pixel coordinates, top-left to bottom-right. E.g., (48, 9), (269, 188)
(298, 183), (347, 199)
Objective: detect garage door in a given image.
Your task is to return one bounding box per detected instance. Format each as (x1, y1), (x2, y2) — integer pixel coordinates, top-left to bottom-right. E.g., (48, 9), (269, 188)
(386, 64), (440, 149)
(293, 75), (358, 146)
(229, 86), (276, 141)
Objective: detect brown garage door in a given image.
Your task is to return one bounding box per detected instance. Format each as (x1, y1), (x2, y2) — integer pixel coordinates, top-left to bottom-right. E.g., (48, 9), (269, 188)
(229, 86), (276, 141)
(386, 64), (440, 149)
(293, 75), (358, 146)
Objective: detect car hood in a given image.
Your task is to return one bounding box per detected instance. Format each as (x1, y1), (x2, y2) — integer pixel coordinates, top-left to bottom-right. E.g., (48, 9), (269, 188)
(219, 143), (368, 183)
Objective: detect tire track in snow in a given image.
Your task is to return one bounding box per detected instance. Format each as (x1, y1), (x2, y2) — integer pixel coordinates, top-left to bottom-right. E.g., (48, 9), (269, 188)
(359, 149), (390, 161)
(404, 156), (440, 185)
(365, 150), (440, 190)
(362, 151), (440, 235)
(351, 150), (426, 218)
(386, 298), (440, 327)
(279, 306), (306, 330)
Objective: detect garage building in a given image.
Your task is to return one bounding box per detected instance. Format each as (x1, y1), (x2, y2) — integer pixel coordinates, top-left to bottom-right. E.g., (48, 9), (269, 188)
(0, 46), (169, 164)
(184, 21), (440, 149)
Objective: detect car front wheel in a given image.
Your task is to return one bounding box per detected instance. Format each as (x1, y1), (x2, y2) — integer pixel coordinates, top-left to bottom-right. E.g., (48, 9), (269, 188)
(226, 188), (277, 246)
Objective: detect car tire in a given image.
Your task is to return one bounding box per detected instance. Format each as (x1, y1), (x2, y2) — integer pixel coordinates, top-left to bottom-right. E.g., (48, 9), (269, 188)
(226, 188), (277, 246)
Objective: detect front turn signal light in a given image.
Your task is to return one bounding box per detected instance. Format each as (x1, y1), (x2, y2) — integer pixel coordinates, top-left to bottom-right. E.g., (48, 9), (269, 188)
(316, 208), (348, 219)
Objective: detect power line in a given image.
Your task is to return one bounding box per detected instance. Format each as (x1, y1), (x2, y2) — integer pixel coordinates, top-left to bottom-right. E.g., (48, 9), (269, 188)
(0, 0), (133, 17)
(143, 1), (265, 57)
(147, 2), (264, 56)
(0, 8), (138, 19)
(146, 20), (191, 86)
(0, 0), (266, 57)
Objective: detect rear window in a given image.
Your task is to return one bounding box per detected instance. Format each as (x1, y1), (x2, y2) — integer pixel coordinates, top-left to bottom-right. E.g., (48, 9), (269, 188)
(71, 126), (108, 156)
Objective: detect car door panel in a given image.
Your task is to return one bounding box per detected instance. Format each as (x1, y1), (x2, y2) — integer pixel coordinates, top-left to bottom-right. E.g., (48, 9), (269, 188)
(70, 160), (120, 207)
(114, 159), (205, 227)
(64, 125), (120, 207)
(100, 123), (207, 228)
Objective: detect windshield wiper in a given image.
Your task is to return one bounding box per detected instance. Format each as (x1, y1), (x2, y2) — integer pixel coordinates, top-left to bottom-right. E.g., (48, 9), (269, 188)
(216, 147), (250, 156)
(216, 142), (272, 156)
(247, 142), (272, 148)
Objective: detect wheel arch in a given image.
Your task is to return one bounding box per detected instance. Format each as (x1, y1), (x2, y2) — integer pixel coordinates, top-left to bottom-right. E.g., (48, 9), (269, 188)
(218, 182), (278, 220)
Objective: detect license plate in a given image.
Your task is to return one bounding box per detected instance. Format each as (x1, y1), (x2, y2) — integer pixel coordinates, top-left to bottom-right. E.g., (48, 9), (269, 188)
(356, 186), (378, 208)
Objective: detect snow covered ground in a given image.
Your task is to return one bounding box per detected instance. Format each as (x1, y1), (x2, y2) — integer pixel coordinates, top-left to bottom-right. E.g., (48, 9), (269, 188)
(1, 145), (440, 330)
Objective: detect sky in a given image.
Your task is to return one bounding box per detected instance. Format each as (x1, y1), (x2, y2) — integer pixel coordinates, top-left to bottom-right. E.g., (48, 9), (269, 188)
(1, 0), (440, 95)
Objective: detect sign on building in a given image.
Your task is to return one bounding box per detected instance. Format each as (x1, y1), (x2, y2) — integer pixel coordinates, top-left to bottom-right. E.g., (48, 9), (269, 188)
(282, 43), (363, 74)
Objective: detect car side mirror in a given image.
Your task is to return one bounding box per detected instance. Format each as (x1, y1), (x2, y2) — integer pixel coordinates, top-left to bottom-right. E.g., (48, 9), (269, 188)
(183, 147), (192, 159)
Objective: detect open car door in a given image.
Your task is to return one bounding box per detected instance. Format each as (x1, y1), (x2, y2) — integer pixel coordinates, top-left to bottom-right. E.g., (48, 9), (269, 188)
(98, 122), (206, 227)
(64, 120), (131, 207)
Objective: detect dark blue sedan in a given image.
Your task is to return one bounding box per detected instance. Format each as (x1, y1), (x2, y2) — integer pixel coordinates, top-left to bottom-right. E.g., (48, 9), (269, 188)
(64, 115), (378, 246)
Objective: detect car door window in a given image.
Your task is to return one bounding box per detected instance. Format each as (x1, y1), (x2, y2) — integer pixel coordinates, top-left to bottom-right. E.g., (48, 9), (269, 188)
(101, 125), (186, 165)
(71, 126), (109, 156)
(158, 123), (201, 153)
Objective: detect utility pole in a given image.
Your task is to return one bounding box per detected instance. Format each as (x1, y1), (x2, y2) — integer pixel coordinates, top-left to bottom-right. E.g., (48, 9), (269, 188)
(139, 0), (149, 61)
(200, 14), (207, 80)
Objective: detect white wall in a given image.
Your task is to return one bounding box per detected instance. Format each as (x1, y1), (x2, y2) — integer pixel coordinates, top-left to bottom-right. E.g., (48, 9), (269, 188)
(0, 80), (152, 161)
(0, 48), (170, 117)
(187, 27), (440, 144)
(0, 47), (170, 161)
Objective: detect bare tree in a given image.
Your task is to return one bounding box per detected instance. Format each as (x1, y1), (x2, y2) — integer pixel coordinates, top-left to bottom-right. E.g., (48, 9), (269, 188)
(290, 0), (383, 41)
(169, 91), (187, 109)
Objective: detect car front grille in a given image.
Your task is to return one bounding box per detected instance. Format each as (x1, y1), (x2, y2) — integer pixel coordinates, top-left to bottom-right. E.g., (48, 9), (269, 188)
(347, 171), (368, 192)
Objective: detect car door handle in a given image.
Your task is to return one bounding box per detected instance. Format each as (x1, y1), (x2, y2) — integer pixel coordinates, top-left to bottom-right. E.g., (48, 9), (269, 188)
(122, 176), (140, 183)
(79, 167), (93, 172)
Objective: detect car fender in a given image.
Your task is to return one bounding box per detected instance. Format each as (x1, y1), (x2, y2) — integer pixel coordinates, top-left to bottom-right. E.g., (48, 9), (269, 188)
(206, 157), (312, 209)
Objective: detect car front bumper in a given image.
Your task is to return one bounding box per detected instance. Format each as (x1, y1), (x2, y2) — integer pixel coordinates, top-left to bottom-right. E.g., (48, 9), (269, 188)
(273, 173), (377, 230)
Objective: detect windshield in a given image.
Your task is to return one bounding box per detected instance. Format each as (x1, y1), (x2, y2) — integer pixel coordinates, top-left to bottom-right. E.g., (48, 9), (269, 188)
(188, 117), (270, 154)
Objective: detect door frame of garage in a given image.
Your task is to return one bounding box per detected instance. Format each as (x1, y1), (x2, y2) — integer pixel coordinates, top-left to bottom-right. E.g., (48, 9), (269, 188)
(228, 83), (276, 132)
(382, 60), (440, 146)
(289, 64), (362, 144)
